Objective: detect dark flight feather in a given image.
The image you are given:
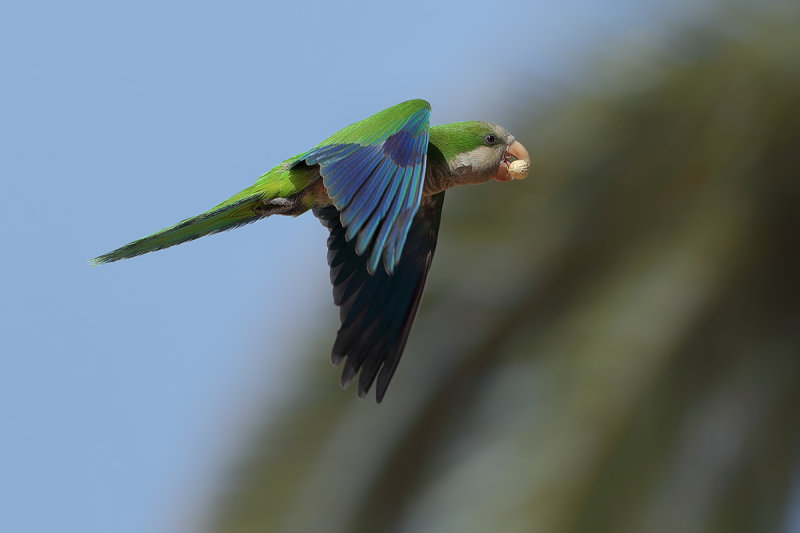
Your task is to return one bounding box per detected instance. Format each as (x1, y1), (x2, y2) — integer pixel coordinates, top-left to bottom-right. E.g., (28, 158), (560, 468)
(314, 192), (445, 401)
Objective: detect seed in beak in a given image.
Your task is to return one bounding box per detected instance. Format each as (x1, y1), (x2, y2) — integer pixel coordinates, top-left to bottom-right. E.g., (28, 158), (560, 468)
(508, 159), (530, 180)
(492, 139), (531, 182)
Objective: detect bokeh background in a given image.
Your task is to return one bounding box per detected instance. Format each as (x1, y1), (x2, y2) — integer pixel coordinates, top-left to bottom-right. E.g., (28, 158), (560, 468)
(2, 1), (798, 532)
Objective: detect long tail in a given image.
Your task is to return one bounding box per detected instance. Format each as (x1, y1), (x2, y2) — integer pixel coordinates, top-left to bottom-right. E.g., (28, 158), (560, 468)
(90, 193), (269, 265)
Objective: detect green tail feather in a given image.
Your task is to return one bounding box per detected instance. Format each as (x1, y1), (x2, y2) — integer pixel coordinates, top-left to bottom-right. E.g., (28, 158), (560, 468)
(91, 155), (320, 265)
(90, 195), (267, 265)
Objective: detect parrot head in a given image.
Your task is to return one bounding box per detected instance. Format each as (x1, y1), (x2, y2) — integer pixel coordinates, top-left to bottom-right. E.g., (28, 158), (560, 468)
(428, 121), (530, 192)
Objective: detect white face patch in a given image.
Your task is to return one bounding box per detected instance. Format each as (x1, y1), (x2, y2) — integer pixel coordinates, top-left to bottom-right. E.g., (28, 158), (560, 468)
(451, 145), (501, 173)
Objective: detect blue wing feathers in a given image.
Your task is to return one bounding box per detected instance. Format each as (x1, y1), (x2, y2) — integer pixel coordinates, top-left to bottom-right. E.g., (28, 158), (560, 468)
(383, 130), (418, 166)
(387, 152), (426, 268)
(306, 144), (352, 165)
(408, 150), (427, 209)
(368, 183), (407, 273)
(342, 157), (395, 233)
(369, 164), (415, 273)
(304, 101), (430, 274)
(383, 166), (416, 259)
(326, 145), (383, 207)
(355, 168), (402, 254)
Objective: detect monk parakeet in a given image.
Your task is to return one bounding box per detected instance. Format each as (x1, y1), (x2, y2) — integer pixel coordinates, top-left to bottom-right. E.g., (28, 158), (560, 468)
(92, 99), (530, 401)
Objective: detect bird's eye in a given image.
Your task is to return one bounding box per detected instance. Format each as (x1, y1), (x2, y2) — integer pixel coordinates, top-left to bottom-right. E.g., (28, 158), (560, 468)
(484, 134), (497, 145)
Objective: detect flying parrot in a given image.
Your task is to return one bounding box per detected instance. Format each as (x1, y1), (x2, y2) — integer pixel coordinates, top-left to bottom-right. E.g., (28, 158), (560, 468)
(92, 99), (530, 402)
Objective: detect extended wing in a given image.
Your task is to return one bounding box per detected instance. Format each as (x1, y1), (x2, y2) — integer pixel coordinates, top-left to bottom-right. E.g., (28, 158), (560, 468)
(302, 99), (430, 275)
(314, 192), (445, 401)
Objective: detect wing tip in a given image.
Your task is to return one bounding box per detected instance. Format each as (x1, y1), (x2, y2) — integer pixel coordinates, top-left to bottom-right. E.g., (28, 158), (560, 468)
(403, 98), (431, 113)
(375, 386), (387, 403)
(340, 363), (356, 389)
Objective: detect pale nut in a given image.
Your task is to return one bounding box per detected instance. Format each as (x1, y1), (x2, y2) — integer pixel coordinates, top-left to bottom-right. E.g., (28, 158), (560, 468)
(508, 159), (530, 180)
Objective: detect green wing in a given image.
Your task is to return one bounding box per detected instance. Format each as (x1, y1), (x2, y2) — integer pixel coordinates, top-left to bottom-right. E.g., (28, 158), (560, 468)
(302, 99), (431, 275)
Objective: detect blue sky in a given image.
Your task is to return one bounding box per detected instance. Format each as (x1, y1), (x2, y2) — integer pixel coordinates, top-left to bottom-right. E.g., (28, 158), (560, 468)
(1, 1), (718, 531)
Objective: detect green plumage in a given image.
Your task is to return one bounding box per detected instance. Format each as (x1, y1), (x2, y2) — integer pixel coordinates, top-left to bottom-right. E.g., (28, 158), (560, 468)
(429, 122), (496, 161)
(90, 156), (318, 264)
(91, 101), (435, 266)
(319, 99), (430, 146)
(90, 99), (518, 267)
(91, 99), (529, 401)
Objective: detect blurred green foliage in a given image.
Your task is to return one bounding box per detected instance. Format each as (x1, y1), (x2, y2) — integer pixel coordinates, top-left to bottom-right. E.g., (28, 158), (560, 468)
(210, 4), (800, 532)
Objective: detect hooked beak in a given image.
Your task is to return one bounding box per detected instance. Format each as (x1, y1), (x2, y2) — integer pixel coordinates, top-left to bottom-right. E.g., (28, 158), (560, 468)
(493, 140), (531, 182)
